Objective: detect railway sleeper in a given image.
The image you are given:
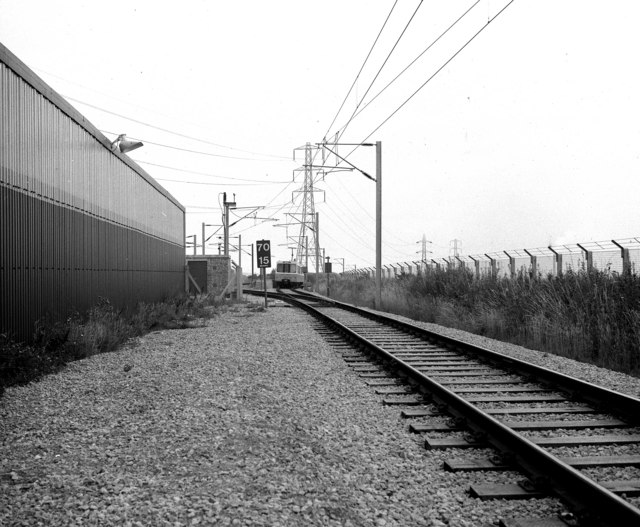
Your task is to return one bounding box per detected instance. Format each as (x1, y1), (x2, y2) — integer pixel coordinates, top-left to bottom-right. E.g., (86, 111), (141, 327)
(410, 418), (627, 434)
(374, 386), (415, 395)
(425, 433), (640, 450)
(452, 386), (555, 394)
(382, 397), (425, 406)
(358, 372), (391, 379)
(365, 379), (402, 387)
(498, 515), (580, 527)
(445, 454), (640, 473)
(470, 479), (548, 500)
(474, 478), (640, 502)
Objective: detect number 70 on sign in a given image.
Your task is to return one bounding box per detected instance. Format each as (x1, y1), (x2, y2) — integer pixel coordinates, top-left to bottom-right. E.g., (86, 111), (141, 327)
(256, 239), (271, 268)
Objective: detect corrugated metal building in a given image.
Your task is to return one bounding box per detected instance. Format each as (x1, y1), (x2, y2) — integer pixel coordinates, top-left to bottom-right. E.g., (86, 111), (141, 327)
(0, 43), (185, 342)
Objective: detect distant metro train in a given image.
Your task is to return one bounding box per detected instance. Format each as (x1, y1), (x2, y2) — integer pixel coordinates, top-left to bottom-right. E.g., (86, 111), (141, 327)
(273, 261), (305, 289)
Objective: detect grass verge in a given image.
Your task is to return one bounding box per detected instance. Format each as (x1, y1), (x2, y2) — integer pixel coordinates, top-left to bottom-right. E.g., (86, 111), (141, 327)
(0, 295), (222, 396)
(329, 268), (640, 376)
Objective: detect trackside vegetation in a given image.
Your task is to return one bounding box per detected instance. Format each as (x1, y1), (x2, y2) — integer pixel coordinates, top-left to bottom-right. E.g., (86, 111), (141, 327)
(0, 296), (222, 396)
(329, 268), (640, 376)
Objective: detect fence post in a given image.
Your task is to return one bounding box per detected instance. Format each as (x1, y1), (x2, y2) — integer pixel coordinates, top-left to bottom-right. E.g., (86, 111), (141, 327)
(611, 240), (631, 274)
(549, 247), (563, 277)
(504, 251), (516, 279)
(523, 249), (538, 279)
(576, 243), (593, 273)
(485, 254), (496, 278)
(469, 256), (480, 279)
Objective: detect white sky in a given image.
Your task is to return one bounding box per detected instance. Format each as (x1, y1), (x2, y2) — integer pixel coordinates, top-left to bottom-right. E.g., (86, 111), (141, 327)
(2, 0), (639, 269)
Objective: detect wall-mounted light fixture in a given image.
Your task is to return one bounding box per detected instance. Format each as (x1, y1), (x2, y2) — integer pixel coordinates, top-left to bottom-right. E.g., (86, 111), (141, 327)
(110, 134), (143, 154)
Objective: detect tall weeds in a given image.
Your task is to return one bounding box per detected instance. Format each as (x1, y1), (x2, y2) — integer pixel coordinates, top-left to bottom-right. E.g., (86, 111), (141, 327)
(329, 268), (640, 375)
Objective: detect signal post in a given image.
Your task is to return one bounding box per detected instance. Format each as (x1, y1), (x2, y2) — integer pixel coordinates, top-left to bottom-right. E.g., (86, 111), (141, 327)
(256, 239), (271, 308)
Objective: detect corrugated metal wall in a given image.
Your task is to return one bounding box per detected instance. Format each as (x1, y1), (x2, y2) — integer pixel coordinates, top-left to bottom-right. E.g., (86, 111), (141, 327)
(0, 43), (185, 342)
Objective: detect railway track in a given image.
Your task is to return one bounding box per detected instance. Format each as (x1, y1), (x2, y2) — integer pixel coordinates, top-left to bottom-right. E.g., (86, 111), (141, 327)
(246, 288), (640, 526)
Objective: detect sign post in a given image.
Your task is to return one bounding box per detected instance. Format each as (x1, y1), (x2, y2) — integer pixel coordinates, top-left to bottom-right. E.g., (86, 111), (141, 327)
(256, 239), (271, 308)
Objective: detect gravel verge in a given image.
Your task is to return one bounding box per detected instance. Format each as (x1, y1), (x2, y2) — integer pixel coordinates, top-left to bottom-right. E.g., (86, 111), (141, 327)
(1, 301), (616, 526)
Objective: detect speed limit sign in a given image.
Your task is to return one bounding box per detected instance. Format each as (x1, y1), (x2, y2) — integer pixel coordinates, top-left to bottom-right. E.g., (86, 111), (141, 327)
(256, 239), (271, 268)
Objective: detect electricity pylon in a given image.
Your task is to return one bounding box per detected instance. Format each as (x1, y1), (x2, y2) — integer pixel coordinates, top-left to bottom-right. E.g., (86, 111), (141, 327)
(450, 239), (462, 258)
(417, 234), (432, 272)
(293, 142), (322, 273)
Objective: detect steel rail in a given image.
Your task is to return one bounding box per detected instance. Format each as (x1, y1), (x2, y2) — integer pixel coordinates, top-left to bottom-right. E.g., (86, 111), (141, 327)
(264, 290), (640, 526)
(297, 292), (640, 426)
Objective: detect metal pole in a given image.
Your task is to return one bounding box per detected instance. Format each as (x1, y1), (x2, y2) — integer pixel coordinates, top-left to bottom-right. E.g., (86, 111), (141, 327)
(202, 223), (205, 255)
(193, 235), (197, 256)
(375, 141), (382, 310)
(262, 268), (267, 308)
(223, 200), (229, 256)
(251, 243), (254, 286)
(238, 234), (242, 268)
(315, 212), (320, 292)
(322, 248), (326, 295)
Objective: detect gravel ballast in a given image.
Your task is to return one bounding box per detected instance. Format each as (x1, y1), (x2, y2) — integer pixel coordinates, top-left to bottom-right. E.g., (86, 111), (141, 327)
(3, 301), (639, 526)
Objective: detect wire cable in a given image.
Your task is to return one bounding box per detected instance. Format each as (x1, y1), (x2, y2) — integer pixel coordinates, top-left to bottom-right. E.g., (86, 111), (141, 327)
(355, 0), (517, 149)
(330, 0), (482, 139)
(134, 159), (290, 183)
(68, 96), (290, 159)
(155, 178), (289, 187)
(323, 0), (399, 140)
(336, 0), (424, 142)
(103, 130), (291, 162)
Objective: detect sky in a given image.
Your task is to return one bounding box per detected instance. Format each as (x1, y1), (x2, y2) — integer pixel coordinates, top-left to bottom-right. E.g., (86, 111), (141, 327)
(1, 0), (639, 270)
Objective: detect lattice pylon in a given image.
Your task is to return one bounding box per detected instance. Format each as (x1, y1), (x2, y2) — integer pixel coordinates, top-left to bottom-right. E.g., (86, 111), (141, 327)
(295, 142), (320, 272)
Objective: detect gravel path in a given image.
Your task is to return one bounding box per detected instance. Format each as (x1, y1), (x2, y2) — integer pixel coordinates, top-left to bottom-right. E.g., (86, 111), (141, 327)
(3, 300), (638, 526)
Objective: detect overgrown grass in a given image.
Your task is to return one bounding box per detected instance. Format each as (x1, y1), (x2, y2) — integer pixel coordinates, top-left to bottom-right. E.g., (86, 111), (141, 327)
(329, 268), (640, 376)
(0, 295), (223, 396)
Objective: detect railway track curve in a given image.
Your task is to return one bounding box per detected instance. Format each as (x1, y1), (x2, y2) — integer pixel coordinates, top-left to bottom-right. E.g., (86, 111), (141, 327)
(247, 288), (640, 527)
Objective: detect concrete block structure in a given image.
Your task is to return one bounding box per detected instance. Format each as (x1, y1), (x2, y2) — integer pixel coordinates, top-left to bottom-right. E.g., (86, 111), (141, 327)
(186, 256), (230, 295)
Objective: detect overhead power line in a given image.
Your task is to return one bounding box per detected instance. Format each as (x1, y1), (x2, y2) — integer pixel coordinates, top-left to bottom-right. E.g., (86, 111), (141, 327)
(323, 0), (399, 140)
(134, 159), (289, 183)
(67, 95), (290, 159)
(331, 0), (482, 139)
(356, 0), (517, 148)
(336, 0), (425, 142)
(155, 177), (289, 187)
(101, 129), (289, 162)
